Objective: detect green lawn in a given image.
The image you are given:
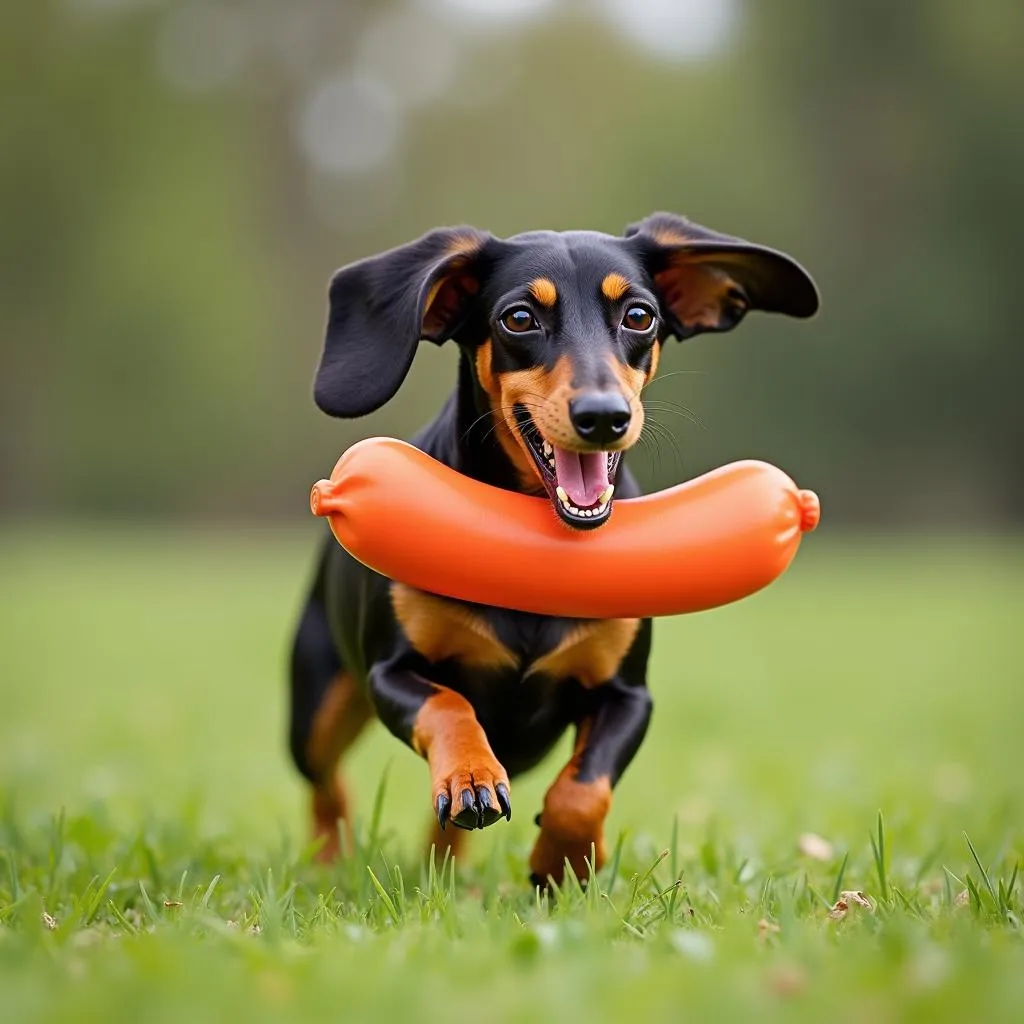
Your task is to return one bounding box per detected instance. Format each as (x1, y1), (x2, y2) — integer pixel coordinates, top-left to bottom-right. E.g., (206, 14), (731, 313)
(1, 527), (1022, 1023)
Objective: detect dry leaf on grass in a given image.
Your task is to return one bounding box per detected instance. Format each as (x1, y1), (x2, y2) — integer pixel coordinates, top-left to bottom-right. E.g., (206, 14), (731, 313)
(797, 832), (835, 861)
(954, 889), (970, 907)
(757, 918), (781, 941)
(41, 911), (57, 931)
(828, 890), (874, 920)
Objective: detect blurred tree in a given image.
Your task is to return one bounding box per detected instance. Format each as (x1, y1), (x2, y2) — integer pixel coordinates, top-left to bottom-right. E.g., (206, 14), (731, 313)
(1, 0), (1020, 525)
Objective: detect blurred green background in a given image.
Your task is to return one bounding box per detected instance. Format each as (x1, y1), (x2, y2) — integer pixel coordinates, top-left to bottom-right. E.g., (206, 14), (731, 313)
(3, 0), (1023, 527)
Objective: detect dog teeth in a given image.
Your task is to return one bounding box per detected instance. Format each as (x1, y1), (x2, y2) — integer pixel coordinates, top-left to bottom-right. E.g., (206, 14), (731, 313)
(547, 458), (555, 469)
(599, 485), (614, 505)
(556, 486), (612, 518)
(542, 441), (553, 456)
(556, 488), (581, 516)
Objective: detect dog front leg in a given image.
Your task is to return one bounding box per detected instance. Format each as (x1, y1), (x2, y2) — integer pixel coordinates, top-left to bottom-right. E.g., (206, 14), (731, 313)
(369, 653), (512, 832)
(530, 677), (652, 888)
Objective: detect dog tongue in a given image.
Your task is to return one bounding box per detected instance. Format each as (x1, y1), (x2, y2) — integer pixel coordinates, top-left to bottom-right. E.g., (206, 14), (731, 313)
(552, 447), (609, 507)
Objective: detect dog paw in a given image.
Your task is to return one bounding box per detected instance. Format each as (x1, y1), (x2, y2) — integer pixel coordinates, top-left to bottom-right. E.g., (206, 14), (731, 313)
(433, 766), (511, 832)
(528, 774), (611, 887)
(529, 829), (606, 888)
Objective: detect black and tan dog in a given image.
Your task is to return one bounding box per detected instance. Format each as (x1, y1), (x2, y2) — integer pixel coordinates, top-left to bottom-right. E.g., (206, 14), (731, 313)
(289, 212), (818, 886)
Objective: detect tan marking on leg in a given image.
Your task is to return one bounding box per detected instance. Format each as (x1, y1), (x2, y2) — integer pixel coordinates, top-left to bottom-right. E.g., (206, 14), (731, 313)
(305, 672), (374, 863)
(529, 721), (612, 886)
(412, 688), (510, 830)
(601, 272), (630, 302)
(306, 672), (374, 776)
(312, 776), (353, 863)
(528, 277), (558, 307)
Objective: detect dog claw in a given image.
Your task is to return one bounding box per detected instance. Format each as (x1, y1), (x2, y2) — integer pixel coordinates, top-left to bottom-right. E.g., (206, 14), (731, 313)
(452, 788), (479, 830)
(496, 783), (512, 822)
(439, 780), (511, 831)
(477, 786), (502, 828)
(436, 793), (450, 831)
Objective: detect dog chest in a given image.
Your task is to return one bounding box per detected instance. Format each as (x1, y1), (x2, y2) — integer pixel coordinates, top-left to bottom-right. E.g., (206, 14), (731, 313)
(390, 583), (638, 686)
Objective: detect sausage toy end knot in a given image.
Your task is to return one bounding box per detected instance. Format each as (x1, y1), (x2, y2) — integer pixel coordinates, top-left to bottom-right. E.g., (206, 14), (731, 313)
(310, 480), (338, 517)
(797, 489), (820, 533)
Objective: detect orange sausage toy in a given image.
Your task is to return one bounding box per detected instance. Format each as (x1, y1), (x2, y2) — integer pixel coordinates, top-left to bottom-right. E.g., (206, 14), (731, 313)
(310, 437), (819, 620)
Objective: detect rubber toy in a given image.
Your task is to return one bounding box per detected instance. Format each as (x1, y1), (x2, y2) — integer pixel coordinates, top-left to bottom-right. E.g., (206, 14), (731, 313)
(310, 437), (820, 620)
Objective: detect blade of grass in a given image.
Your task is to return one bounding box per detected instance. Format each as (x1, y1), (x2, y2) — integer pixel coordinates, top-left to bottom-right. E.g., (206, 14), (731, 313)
(364, 760), (393, 861)
(3, 848), (22, 904)
(831, 850), (850, 904)
(107, 898), (139, 936)
(200, 875), (221, 910)
(366, 865), (401, 926)
(605, 830), (626, 900)
(138, 881), (160, 926)
(82, 867), (118, 927)
(963, 832), (999, 906)
(630, 880), (684, 922)
(45, 808), (66, 904)
(806, 884), (833, 911)
(964, 874), (984, 917)
(870, 811), (888, 903)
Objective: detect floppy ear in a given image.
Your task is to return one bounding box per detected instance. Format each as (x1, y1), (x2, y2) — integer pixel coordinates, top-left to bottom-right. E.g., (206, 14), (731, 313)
(624, 212), (819, 342)
(313, 227), (492, 418)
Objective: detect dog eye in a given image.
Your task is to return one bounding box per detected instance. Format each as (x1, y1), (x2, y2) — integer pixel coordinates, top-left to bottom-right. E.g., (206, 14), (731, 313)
(622, 306), (654, 332)
(501, 308), (538, 334)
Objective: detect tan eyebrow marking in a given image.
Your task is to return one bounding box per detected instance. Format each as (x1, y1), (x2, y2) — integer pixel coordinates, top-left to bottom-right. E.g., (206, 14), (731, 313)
(528, 277), (558, 307)
(601, 272), (630, 302)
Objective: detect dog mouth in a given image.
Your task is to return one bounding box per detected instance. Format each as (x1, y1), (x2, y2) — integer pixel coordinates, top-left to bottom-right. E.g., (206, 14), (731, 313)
(513, 405), (622, 531)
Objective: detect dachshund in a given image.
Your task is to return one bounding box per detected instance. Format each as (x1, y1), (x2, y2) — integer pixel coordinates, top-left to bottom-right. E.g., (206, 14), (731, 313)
(288, 212), (819, 886)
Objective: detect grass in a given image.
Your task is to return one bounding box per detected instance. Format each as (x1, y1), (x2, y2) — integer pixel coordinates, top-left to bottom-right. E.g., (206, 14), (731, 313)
(0, 525), (1022, 1022)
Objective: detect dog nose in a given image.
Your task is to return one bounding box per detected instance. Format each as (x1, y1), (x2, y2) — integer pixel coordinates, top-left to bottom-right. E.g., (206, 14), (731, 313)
(569, 393), (632, 446)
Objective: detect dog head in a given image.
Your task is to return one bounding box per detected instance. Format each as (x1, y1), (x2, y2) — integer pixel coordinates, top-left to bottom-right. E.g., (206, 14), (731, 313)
(314, 212), (819, 530)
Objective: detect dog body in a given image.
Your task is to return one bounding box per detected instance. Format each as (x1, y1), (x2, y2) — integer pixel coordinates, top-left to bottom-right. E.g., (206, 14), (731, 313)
(288, 214), (818, 885)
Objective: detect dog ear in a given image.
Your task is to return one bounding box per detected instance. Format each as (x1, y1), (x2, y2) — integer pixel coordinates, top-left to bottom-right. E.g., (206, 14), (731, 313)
(624, 212), (819, 342)
(314, 227), (492, 418)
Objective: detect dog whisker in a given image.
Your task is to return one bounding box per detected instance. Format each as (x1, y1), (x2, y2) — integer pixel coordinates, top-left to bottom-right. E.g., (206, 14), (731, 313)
(639, 417), (686, 476)
(643, 369), (710, 386)
(642, 400), (707, 431)
(633, 430), (665, 479)
(461, 401), (546, 446)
